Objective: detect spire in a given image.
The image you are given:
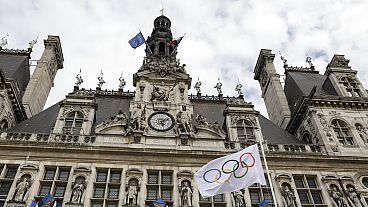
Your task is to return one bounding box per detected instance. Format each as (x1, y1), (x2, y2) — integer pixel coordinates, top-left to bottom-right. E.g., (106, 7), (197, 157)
(145, 15), (174, 57)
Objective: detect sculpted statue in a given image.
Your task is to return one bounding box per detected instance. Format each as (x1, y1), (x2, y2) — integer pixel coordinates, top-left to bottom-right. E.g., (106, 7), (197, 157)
(281, 184), (296, 207)
(328, 185), (348, 207)
(127, 179), (139, 205)
(196, 114), (208, 126)
(13, 177), (30, 202)
(194, 78), (202, 94)
(177, 106), (193, 134)
(130, 104), (146, 131)
(232, 190), (245, 207)
(214, 78), (223, 94)
(75, 70), (83, 87)
(113, 110), (128, 123)
(180, 181), (192, 207)
(356, 124), (368, 143)
(235, 83), (243, 96)
(151, 84), (175, 101)
(97, 70), (105, 88)
(70, 176), (86, 204)
(346, 186), (363, 207)
(119, 75), (126, 90)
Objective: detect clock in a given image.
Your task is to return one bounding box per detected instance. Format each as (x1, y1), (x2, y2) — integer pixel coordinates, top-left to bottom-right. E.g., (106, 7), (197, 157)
(148, 112), (175, 131)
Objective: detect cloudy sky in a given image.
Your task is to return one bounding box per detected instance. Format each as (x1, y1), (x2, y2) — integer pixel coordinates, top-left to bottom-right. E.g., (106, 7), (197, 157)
(1, 0), (368, 117)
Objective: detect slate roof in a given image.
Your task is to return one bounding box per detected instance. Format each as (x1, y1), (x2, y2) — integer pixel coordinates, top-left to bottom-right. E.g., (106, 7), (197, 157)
(7, 95), (301, 144)
(284, 71), (338, 111)
(0, 54), (30, 92)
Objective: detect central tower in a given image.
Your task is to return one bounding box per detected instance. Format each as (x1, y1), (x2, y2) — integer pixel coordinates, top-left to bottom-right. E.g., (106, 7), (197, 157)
(130, 15), (193, 143)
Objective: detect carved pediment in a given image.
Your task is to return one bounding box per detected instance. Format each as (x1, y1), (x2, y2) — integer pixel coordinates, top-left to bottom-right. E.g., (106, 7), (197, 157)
(196, 126), (226, 139)
(19, 163), (39, 170)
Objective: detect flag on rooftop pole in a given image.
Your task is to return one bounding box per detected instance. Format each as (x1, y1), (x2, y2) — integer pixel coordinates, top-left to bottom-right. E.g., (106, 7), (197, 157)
(194, 144), (266, 198)
(128, 31), (145, 49)
(170, 35), (184, 46)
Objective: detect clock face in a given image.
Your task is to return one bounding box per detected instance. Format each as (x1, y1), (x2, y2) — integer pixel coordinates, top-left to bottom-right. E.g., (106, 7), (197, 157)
(148, 112), (174, 131)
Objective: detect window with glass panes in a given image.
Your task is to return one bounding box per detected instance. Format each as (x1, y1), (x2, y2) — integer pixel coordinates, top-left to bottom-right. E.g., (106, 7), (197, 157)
(38, 167), (70, 201)
(0, 165), (18, 205)
(331, 119), (354, 145)
(63, 111), (84, 134)
(199, 193), (225, 207)
(248, 176), (274, 207)
(293, 175), (326, 206)
(146, 171), (173, 206)
(236, 120), (256, 145)
(92, 168), (122, 207)
(340, 76), (361, 97)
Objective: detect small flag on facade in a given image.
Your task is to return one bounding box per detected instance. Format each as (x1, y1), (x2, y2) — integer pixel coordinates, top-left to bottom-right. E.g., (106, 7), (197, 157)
(258, 199), (269, 207)
(129, 31), (145, 49)
(194, 144), (266, 197)
(29, 200), (37, 207)
(153, 198), (166, 207)
(170, 35), (184, 46)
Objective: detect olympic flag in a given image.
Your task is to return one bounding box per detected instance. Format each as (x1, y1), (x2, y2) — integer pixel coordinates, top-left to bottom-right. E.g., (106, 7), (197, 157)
(194, 144), (266, 198)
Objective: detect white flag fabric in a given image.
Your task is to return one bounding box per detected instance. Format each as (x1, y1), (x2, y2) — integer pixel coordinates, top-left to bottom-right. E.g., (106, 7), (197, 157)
(194, 144), (266, 197)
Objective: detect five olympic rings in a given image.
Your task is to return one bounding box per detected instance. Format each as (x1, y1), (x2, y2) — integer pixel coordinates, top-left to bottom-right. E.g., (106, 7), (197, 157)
(203, 152), (256, 184)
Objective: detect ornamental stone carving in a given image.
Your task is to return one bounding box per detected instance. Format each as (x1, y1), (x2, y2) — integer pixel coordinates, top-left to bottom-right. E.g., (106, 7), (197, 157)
(231, 190), (245, 207)
(281, 183), (297, 207)
(13, 175), (31, 202)
(179, 180), (193, 207)
(70, 176), (86, 204)
(139, 56), (186, 77)
(345, 184), (363, 207)
(151, 84), (175, 101)
(327, 184), (348, 207)
(317, 113), (332, 137)
(230, 114), (257, 126)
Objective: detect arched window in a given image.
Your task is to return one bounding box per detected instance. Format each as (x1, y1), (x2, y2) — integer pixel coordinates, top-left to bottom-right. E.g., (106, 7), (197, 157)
(302, 132), (312, 144)
(331, 119), (354, 145)
(64, 111), (84, 134)
(340, 76), (361, 97)
(0, 119), (9, 131)
(158, 42), (165, 55)
(236, 120), (255, 142)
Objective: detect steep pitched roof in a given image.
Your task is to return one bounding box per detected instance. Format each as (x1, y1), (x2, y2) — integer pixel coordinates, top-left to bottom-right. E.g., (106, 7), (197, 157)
(284, 71), (338, 110)
(0, 54), (30, 92)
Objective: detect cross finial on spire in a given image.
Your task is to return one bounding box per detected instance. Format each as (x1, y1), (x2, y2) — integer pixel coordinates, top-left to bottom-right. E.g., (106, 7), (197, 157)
(160, 4), (165, 15)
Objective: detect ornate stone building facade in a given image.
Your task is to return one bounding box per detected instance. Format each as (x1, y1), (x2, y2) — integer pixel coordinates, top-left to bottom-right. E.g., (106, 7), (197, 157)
(0, 15), (368, 207)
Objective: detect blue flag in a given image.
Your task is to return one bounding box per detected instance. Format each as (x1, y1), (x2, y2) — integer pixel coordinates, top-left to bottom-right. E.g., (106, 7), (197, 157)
(29, 200), (37, 207)
(38, 194), (55, 207)
(153, 198), (166, 207)
(129, 31), (145, 49)
(258, 199), (269, 207)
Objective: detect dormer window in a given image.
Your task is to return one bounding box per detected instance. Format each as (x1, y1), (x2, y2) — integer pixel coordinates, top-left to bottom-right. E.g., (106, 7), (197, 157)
(63, 111), (84, 135)
(331, 119), (354, 145)
(236, 120), (255, 142)
(340, 76), (361, 97)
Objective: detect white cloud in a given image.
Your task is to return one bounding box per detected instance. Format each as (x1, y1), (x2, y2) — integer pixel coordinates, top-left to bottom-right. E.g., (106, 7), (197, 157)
(1, 0), (368, 118)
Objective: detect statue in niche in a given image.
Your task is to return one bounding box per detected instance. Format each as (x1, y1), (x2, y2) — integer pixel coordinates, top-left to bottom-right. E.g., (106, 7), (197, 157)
(281, 183), (297, 207)
(127, 178), (139, 205)
(194, 78), (202, 94)
(180, 181), (192, 207)
(346, 185), (363, 207)
(356, 124), (368, 143)
(13, 176), (30, 202)
(130, 104), (146, 132)
(151, 84), (175, 101)
(232, 190), (245, 207)
(176, 106), (193, 134)
(214, 78), (223, 94)
(328, 185), (348, 207)
(70, 176), (86, 204)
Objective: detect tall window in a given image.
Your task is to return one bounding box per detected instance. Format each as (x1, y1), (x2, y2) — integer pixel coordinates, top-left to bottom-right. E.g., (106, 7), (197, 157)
(92, 168), (122, 207)
(146, 171), (173, 206)
(38, 167), (71, 201)
(236, 120), (255, 146)
(248, 176), (274, 207)
(64, 111), (84, 134)
(340, 76), (361, 97)
(331, 119), (354, 145)
(199, 193), (225, 207)
(0, 165), (18, 205)
(293, 175), (326, 206)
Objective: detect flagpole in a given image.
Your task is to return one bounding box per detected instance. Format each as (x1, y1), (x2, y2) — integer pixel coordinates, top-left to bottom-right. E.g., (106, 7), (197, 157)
(140, 29), (153, 55)
(170, 33), (186, 56)
(258, 134), (279, 207)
